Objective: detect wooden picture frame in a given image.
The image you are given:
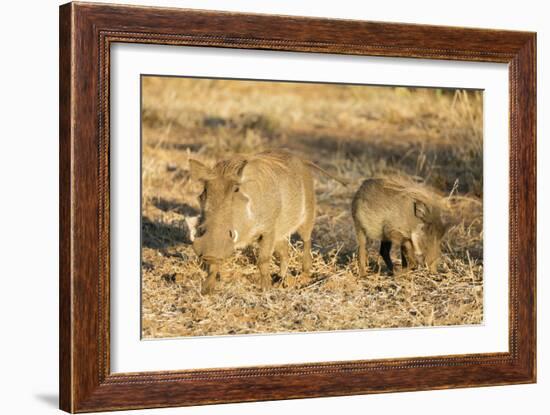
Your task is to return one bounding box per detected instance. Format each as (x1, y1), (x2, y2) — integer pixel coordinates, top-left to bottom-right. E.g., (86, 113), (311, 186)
(59, 2), (536, 412)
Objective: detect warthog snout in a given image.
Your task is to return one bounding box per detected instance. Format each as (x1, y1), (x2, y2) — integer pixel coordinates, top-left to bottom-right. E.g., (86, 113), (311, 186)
(192, 223), (236, 264)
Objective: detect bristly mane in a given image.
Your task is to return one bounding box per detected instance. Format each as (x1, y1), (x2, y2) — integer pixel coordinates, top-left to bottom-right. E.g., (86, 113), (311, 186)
(377, 175), (445, 211)
(214, 150), (292, 180)
(213, 155), (248, 179)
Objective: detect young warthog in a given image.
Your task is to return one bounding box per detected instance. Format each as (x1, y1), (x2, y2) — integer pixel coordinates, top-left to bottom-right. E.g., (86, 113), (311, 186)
(351, 177), (448, 276)
(190, 149), (346, 294)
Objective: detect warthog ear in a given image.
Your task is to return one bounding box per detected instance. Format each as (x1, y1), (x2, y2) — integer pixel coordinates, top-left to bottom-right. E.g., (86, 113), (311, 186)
(414, 201), (432, 223)
(228, 160), (248, 183)
(189, 159), (215, 181)
(236, 160), (247, 177)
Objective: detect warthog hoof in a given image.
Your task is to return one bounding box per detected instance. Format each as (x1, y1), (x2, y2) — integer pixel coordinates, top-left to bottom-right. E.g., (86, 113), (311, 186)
(259, 276), (272, 291)
(281, 276), (297, 288)
(201, 278), (216, 295)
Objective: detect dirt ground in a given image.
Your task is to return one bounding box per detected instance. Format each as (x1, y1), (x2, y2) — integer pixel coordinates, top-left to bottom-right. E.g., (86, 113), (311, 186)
(140, 77), (483, 338)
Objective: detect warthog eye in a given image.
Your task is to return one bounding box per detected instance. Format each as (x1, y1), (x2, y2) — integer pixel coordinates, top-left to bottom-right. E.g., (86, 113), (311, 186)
(228, 229), (238, 242)
(196, 224), (206, 238)
(233, 185), (239, 193)
(199, 188), (207, 201)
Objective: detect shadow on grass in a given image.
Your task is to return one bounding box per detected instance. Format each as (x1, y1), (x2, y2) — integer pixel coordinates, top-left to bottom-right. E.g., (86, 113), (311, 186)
(142, 216), (193, 249)
(151, 198), (200, 216)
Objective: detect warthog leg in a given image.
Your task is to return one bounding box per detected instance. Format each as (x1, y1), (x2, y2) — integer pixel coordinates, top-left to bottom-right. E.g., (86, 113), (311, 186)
(379, 240), (394, 275)
(301, 238), (312, 278)
(355, 228), (368, 277)
(298, 221), (314, 280)
(382, 227), (414, 275)
(257, 233), (275, 291)
(401, 240), (417, 271)
(275, 239), (290, 287)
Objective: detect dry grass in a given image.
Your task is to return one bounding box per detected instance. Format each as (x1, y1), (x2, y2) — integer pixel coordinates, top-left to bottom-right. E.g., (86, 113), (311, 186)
(141, 77), (483, 338)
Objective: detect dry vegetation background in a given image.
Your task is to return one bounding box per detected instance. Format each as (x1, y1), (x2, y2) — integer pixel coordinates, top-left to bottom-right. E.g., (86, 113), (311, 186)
(141, 76), (483, 338)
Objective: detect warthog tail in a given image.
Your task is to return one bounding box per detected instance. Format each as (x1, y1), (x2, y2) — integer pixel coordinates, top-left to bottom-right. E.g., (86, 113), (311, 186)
(304, 160), (350, 186)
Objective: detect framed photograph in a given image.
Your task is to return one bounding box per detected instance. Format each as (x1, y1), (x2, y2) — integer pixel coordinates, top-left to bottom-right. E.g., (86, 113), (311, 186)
(59, 2), (536, 412)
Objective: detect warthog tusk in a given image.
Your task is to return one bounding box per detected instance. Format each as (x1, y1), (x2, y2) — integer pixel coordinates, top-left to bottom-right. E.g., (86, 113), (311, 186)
(185, 216), (199, 242)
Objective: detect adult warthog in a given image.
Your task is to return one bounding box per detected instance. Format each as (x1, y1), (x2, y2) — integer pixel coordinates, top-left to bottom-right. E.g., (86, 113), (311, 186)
(351, 177), (449, 276)
(189, 149), (346, 294)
